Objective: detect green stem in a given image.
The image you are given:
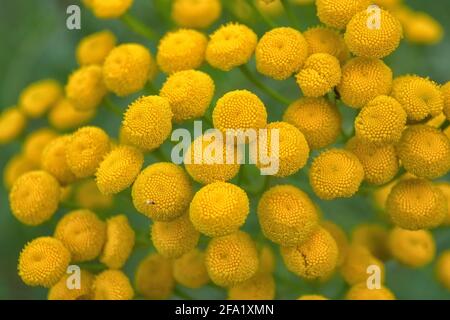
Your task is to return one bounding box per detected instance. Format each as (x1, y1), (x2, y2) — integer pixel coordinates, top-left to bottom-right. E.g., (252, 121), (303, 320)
(120, 13), (158, 41)
(280, 0), (300, 28)
(144, 81), (158, 95)
(246, 0), (278, 29)
(103, 97), (123, 117)
(152, 147), (169, 162)
(173, 287), (193, 300)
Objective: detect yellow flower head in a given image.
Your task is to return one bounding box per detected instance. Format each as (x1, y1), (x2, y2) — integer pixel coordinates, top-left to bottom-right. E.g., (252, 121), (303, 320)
(309, 149), (364, 200)
(18, 237), (71, 287)
(257, 185), (319, 246)
(322, 220), (349, 267)
(132, 162), (193, 221)
(135, 253), (174, 299)
(121, 95), (173, 151)
(258, 245), (276, 273)
(22, 128), (58, 166)
(256, 0), (283, 16)
(48, 269), (94, 300)
(436, 250), (450, 291)
(373, 0), (401, 9)
(89, 0), (133, 19)
(316, 0), (371, 29)
(100, 214), (135, 269)
(296, 53), (341, 97)
(95, 145), (144, 195)
(206, 23), (258, 71)
(172, 0), (222, 29)
(92, 270), (134, 300)
(54, 209), (106, 262)
(352, 224), (390, 261)
(346, 283), (395, 300)
(173, 249), (210, 289)
(337, 57), (393, 108)
(303, 26), (350, 63)
(76, 30), (116, 66)
(205, 231), (259, 287)
(157, 29), (208, 74)
(66, 126), (111, 178)
(355, 95), (407, 145)
(283, 97), (341, 150)
(402, 11), (444, 45)
(255, 27), (309, 80)
(75, 179), (114, 210)
(298, 294), (328, 300)
(340, 244), (385, 285)
(396, 125), (450, 179)
(41, 135), (77, 186)
(48, 98), (96, 131)
(151, 213), (199, 258)
(281, 227), (339, 280)
(386, 178), (447, 230)
(0, 107), (26, 144)
(436, 182), (450, 226)
(3, 154), (37, 190)
(103, 43), (156, 96)
(442, 82), (450, 121)
(160, 70), (214, 123)
(190, 181), (249, 237)
(10, 170), (60, 226)
(228, 272), (275, 300)
(19, 79), (62, 118)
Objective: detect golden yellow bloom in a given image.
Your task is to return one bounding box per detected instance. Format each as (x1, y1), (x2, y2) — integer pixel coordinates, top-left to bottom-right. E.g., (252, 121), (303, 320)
(309, 149), (364, 200)
(135, 254), (175, 299)
(436, 182), (450, 226)
(90, 0), (133, 19)
(298, 294), (328, 300)
(303, 26), (350, 63)
(283, 97), (341, 150)
(48, 269), (94, 300)
(121, 95), (172, 151)
(41, 135), (77, 186)
(256, 27), (309, 80)
(76, 30), (116, 66)
(22, 128), (58, 166)
(100, 215), (135, 269)
(346, 283), (395, 300)
(205, 231), (259, 287)
(316, 0), (371, 29)
(355, 95), (406, 145)
(296, 53), (341, 97)
(258, 245), (276, 274)
(322, 220), (349, 266)
(256, 0), (283, 16)
(436, 250), (450, 291)
(95, 145), (144, 195)
(3, 154), (37, 190)
(54, 209), (106, 262)
(151, 213), (199, 258)
(92, 270), (134, 300)
(66, 126), (111, 178)
(442, 82), (450, 121)
(0, 107), (26, 144)
(340, 245), (385, 285)
(373, 0), (401, 9)
(10, 170), (60, 226)
(132, 162), (193, 221)
(190, 181), (249, 237)
(48, 98), (96, 131)
(157, 29), (207, 74)
(19, 79), (62, 118)
(172, 0), (221, 29)
(228, 272), (275, 300)
(160, 70), (214, 122)
(396, 125), (450, 179)
(352, 224), (390, 261)
(18, 237), (71, 287)
(173, 249), (209, 289)
(401, 10), (443, 45)
(257, 185), (319, 246)
(206, 23), (257, 71)
(337, 57), (393, 109)
(103, 43), (156, 96)
(75, 179), (114, 210)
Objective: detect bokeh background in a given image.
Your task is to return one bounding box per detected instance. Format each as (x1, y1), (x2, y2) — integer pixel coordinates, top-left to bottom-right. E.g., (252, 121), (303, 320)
(0, 0), (450, 299)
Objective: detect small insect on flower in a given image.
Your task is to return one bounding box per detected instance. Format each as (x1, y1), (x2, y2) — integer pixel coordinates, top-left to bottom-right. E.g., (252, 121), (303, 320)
(227, 272), (275, 300)
(48, 269), (94, 300)
(92, 270), (134, 300)
(89, 0), (133, 19)
(316, 0), (371, 29)
(19, 79), (62, 118)
(0, 107), (27, 144)
(346, 283), (395, 300)
(135, 253), (175, 299)
(76, 30), (116, 66)
(173, 249), (210, 289)
(172, 0), (222, 29)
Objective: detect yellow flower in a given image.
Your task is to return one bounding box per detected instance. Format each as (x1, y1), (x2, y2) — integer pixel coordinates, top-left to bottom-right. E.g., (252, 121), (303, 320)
(3, 154), (37, 190)
(0, 107), (26, 144)
(256, 27), (309, 80)
(256, 0), (283, 16)
(10, 170), (60, 226)
(18, 237), (71, 287)
(346, 283), (395, 300)
(190, 181), (249, 237)
(135, 254), (175, 299)
(442, 82), (450, 121)
(206, 23), (257, 71)
(157, 29), (208, 74)
(373, 0), (401, 9)
(172, 0), (222, 29)
(121, 96), (173, 151)
(340, 245), (385, 285)
(228, 272), (275, 300)
(352, 224), (390, 261)
(90, 0), (133, 19)
(22, 128), (58, 166)
(76, 30), (116, 66)
(257, 185), (319, 246)
(436, 250), (450, 291)
(92, 270), (134, 300)
(337, 57), (393, 109)
(316, 0), (371, 29)
(132, 162), (193, 221)
(75, 179), (114, 210)
(173, 249), (210, 289)
(160, 70), (214, 123)
(298, 294), (328, 300)
(19, 79), (62, 118)
(41, 135), (77, 186)
(48, 269), (94, 300)
(258, 245), (276, 274)
(48, 98), (96, 131)
(54, 209), (106, 262)
(303, 26), (350, 63)
(103, 43), (156, 96)
(436, 182), (450, 226)
(205, 231), (259, 287)
(401, 10), (443, 45)
(322, 220), (349, 267)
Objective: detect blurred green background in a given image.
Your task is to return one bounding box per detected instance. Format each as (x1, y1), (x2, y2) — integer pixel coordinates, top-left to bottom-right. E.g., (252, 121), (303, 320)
(0, 0), (450, 300)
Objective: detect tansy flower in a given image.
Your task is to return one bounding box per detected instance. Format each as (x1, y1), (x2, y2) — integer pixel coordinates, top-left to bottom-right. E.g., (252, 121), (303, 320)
(436, 182), (450, 226)
(257, 185), (319, 246)
(256, 0), (283, 17)
(22, 128), (58, 166)
(173, 249), (210, 289)
(95, 145), (144, 195)
(172, 0), (222, 29)
(48, 98), (96, 131)
(48, 269), (94, 300)
(442, 82), (450, 120)
(18, 237), (71, 287)
(92, 270), (134, 300)
(436, 251), (450, 291)
(121, 96), (173, 151)
(346, 283), (395, 300)
(283, 97), (341, 150)
(0, 107), (26, 144)
(151, 213), (199, 258)
(228, 272), (275, 300)
(19, 79), (62, 118)
(76, 30), (116, 66)
(258, 245), (276, 274)
(9, 170), (60, 226)
(3, 154), (37, 190)
(66, 126), (111, 178)
(322, 220), (349, 267)
(75, 179), (114, 210)
(103, 43), (157, 97)
(340, 245), (385, 285)
(205, 231), (259, 287)
(373, 0), (401, 9)
(157, 29), (208, 74)
(100, 215), (135, 269)
(255, 27), (309, 80)
(41, 135), (77, 186)
(401, 10), (444, 45)
(206, 23), (257, 71)
(316, 0), (371, 29)
(132, 162), (193, 221)
(54, 209), (106, 262)
(386, 178), (447, 230)
(337, 57), (393, 109)
(303, 26), (350, 63)
(309, 149), (364, 200)
(160, 70), (214, 123)
(296, 53), (341, 97)
(89, 0), (133, 19)
(189, 181), (249, 237)
(135, 254), (175, 299)
(351, 224), (390, 261)
(298, 295), (328, 300)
